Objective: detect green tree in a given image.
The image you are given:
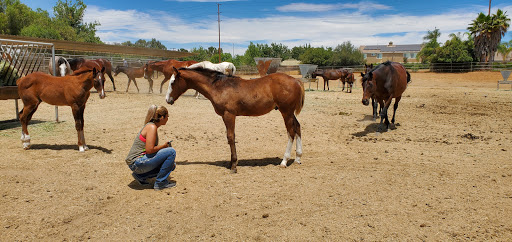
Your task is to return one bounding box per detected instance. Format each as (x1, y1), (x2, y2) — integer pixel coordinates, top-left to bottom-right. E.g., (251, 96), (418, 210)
(53, 0), (101, 43)
(331, 41), (364, 66)
(468, 9), (510, 62)
(3, 0), (36, 35)
(299, 47), (333, 66)
(417, 28), (441, 63)
(497, 40), (512, 61)
(291, 44), (311, 60)
(434, 33), (475, 63)
(241, 42), (262, 65)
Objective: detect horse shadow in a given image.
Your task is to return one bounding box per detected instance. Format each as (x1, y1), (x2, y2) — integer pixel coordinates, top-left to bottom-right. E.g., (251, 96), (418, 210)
(176, 157), (286, 170)
(29, 144), (113, 153)
(352, 123), (383, 137)
(356, 115), (377, 122)
(0, 119), (46, 130)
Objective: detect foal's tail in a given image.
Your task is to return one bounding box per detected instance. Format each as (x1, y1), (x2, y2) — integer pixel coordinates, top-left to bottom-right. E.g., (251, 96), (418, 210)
(295, 80), (305, 116)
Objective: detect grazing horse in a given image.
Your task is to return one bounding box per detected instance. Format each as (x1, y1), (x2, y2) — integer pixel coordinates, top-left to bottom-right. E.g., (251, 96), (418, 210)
(312, 69), (346, 91)
(114, 66), (147, 93)
(361, 61), (411, 131)
(167, 67), (305, 173)
(48, 56), (72, 77)
(17, 66), (106, 151)
(181, 61), (237, 99)
(143, 59), (198, 93)
(360, 64), (380, 120)
(69, 58), (116, 91)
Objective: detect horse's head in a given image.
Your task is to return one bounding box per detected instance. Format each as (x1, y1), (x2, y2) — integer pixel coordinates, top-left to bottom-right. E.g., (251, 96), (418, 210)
(113, 66), (121, 76)
(166, 67), (188, 105)
(311, 69), (322, 78)
(143, 63), (155, 79)
(361, 72), (375, 106)
(58, 63), (68, 77)
(93, 67), (106, 99)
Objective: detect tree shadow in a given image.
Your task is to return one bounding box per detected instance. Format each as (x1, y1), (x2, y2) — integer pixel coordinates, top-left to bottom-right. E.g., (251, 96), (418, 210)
(0, 119), (47, 130)
(176, 156), (288, 170)
(29, 144), (113, 153)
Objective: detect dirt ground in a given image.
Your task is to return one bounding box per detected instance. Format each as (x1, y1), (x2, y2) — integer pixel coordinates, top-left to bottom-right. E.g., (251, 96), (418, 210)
(1, 71), (511, 240)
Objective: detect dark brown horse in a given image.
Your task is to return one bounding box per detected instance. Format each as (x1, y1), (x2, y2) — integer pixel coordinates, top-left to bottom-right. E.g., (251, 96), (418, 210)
(69, 58), (116, 91)
(17, 66), (106, 151)
(114, 66), (147, 93)
(143, 59), (198, 93)
(361, 61), (411, 131)
(167, 67), (305, 173)
(312, 69), (346, 91)
(360, 64), (380, 120)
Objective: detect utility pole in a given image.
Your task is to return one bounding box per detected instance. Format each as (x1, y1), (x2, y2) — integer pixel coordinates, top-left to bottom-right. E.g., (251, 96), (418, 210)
(217, 3), (221, 63)
(488, 0), (491, 15)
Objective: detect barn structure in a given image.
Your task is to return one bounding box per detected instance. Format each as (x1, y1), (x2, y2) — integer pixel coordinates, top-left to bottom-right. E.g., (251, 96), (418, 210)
(359, 41), (423, 63)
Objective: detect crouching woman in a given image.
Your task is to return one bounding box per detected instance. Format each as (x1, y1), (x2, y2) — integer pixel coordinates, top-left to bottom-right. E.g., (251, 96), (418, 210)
(126, 105), (176, 190)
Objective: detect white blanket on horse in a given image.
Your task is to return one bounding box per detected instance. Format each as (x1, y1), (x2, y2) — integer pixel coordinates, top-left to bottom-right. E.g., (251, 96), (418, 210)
(187, 61), (236, 76)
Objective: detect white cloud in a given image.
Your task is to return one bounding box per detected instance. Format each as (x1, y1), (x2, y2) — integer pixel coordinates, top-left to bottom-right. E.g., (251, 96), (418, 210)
(84, 4), (512, 56)
(276, 2), (391, 12)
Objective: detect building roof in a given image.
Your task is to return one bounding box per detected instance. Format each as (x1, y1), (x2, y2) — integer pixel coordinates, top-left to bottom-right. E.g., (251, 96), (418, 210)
(361, 44), (422, 52)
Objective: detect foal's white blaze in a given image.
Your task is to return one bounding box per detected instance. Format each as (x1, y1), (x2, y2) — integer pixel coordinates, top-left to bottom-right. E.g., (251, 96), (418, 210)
(20, 133), (30, 149)
(165, 74), (176, 103)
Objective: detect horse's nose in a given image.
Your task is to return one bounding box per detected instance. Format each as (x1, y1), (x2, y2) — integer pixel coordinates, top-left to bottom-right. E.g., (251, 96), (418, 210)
(362, 99), (369, 106)
(167, 97), (174, 105)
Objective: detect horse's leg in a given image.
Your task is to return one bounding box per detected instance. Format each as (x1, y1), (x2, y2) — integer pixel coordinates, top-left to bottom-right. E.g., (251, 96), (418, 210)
(79, 105), (88, 150)
(71, 105), (86, 152)
(342, 81), (345, 91)
(19, 102), (40, 149)
(379, 97), (393, 131)
(108, 72), (116, 91)
(160, 76), (170, 94)
(222, 113), (238, 173)
(390, 96), (401, 129)
(148, 78), (154, 94)
(126, 78), (131, 92)
(132, 78), (140, 93)
(280, 112), (302, 167)
(371, 97), (378, 120)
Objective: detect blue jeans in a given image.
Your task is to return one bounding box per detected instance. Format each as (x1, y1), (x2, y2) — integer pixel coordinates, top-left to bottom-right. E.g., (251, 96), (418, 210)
(129, 147), (176, 186)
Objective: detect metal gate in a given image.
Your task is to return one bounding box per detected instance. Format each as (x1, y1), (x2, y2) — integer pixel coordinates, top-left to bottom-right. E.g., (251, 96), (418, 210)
(0, 38), (55, 120)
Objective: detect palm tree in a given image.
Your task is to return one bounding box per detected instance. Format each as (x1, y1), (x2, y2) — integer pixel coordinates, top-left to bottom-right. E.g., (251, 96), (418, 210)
(497, 40), (512, 61)
(468, 9), (510, 62)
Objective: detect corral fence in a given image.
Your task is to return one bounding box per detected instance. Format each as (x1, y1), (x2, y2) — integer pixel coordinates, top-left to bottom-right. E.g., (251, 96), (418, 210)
(234, 61), (512, 75)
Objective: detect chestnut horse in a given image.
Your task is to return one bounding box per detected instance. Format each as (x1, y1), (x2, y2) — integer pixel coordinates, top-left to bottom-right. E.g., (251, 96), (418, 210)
(344, 71), (355, 93)
(312, 68), (346, 91)
(361, 61), (411, 131)
(143, 59), (198, 93)
(17, 66), (106, 151)
(69, 58), (116, 91)
(360, 64), (380, 120)
(114, 66), (147, 93)
(167, 67), (305, 173)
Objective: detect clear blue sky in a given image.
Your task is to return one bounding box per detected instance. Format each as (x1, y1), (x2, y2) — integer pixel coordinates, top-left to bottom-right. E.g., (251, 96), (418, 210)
(23, 0), (512, 56)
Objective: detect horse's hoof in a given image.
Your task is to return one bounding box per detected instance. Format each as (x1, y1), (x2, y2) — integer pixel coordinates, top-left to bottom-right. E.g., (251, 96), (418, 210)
(278, 164), (287, 168)
(22, 144), (30, 150)
(230, 168), (237, 174)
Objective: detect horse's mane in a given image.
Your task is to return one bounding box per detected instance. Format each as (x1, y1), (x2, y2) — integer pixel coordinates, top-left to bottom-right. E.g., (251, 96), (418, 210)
(180, 66), (231, 84)
(71, 67), (94, 76)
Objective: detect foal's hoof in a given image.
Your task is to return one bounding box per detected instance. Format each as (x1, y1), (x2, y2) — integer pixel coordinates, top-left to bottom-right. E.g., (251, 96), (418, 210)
(22, 143), (30, 150)
(278, 164), (287, 168)
(230, 168), (238, 174)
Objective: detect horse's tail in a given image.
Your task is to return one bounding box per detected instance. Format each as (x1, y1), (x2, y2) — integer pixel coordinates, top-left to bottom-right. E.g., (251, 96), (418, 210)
(406, 70), (411, 84)
(295, 80), (305, 116)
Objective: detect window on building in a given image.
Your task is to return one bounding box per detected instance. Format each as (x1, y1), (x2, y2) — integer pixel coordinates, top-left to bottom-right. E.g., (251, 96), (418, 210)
(364, 54), (367, 58)
(403, 53), (417, 59)
(377, 53), (382, 59)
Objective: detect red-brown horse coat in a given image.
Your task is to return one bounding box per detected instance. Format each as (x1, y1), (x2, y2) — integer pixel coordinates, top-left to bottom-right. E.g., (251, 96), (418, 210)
(144, 59), (198, 93)
(167, 67), (305, 173)
(70, 58), (116, 91)
(312, 69), (347, 91)
(17, 67), (106, 151)
(114, 66), (146, 93)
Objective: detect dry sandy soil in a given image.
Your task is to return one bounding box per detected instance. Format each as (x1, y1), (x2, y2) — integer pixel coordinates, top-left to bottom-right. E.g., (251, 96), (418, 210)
(1, 71), (511, 240)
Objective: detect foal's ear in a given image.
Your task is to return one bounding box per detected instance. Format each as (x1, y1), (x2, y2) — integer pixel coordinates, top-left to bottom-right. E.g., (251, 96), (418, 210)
(368, 72), (373, 80)
(101, 66), (106, 73)
(360, 72), (364, 77)
(172, 66), (179, 75)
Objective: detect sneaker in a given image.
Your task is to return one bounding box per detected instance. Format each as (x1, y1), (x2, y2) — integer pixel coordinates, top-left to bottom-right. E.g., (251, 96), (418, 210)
(154, 181), (177, 191)
(132, 173), (150, 185)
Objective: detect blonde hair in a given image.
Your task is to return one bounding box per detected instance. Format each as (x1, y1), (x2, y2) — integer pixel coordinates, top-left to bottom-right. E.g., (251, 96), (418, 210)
(144, 105), (168, 124)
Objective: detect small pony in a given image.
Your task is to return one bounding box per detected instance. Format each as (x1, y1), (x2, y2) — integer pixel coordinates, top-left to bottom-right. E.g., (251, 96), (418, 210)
(48, 56), (72, 77)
